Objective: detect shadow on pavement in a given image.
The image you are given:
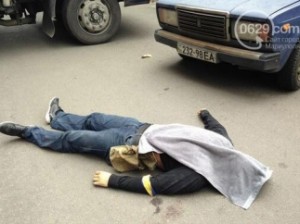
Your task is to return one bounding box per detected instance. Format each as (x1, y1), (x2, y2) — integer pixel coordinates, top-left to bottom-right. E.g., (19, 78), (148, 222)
(164, 58), (292, 96)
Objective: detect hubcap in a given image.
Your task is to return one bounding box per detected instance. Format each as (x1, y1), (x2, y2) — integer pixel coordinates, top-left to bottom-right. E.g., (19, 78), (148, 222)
(78, 0), (110, 33)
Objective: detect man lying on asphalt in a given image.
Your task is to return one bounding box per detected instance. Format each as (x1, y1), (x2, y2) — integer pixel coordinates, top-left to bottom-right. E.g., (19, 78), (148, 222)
(0, 97), (272, 209)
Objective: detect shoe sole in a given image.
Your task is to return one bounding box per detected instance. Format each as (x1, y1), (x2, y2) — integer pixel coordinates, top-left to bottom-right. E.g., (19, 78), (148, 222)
(0, 121), (13, 126)
(0, 121), (33, 137)
(0, 121), (15, 136)
(45, 97), (58, 124)
(0, 121), (17, 136)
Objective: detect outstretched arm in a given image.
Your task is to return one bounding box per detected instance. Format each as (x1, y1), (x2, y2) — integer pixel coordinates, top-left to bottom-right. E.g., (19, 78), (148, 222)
(198, 109), (233, 143)
(93, 166), (208, 196)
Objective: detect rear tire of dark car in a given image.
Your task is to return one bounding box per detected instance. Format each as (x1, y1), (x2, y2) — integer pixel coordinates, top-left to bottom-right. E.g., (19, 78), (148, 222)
(62, 0), (121, 44)
(276, 43), (300, 91)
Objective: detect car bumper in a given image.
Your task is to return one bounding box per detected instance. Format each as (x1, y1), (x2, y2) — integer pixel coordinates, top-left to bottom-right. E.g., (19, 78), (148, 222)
(155, 29), (281, 72)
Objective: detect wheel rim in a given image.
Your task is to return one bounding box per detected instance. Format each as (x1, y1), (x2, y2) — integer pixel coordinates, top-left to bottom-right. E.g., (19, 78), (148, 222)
(78, 0), (110, 34)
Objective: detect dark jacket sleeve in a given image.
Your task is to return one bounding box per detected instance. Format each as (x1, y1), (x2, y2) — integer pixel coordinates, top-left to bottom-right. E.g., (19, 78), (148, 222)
(108, 166), (208, 195)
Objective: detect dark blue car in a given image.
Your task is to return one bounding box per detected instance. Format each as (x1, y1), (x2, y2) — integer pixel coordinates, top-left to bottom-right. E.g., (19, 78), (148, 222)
(154, 0), (300, 91)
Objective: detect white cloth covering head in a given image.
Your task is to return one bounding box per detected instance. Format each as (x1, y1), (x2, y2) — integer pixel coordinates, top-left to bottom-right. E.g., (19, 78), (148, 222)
(139, 124), (272, 209)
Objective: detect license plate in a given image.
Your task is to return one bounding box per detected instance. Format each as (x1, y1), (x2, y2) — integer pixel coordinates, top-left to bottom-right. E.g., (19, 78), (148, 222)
(177, 42), (219, 63)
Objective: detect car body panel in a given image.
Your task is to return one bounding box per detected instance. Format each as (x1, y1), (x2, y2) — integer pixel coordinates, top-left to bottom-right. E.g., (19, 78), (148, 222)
(269, 2), (300, 68)
(158, 0), (299, 17)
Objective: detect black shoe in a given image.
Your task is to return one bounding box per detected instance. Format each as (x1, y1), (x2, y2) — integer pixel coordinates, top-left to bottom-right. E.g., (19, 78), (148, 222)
(45, 97), (63, 124)
(0, 122), (27, 137)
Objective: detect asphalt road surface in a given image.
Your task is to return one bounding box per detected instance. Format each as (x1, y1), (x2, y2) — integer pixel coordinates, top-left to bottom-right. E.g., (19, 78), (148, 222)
(1, 3), (300, 224)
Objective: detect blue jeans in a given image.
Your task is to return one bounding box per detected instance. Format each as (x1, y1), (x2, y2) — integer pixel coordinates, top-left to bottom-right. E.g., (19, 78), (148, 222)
(23, 112), (144, 161)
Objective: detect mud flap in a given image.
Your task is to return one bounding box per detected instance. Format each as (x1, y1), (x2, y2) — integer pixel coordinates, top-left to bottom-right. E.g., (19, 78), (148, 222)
(42, 0), (56, 37)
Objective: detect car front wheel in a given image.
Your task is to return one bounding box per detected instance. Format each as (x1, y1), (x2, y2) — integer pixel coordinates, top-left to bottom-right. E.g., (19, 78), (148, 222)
(62, 0), (121, 44)
(276, 43), (300, 91)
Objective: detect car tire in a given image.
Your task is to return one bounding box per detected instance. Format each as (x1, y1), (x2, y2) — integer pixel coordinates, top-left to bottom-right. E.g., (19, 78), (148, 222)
(62, 0), (121, 44)
(276, 43), (300, 91)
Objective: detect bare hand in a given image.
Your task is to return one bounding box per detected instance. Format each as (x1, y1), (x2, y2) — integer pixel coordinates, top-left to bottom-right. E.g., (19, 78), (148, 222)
(93, 171), (112, 188)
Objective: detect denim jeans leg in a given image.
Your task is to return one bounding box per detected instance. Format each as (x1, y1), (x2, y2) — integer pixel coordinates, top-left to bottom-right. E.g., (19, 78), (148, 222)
(51, 112), (143, 132)
(23, 125), (139, 159)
